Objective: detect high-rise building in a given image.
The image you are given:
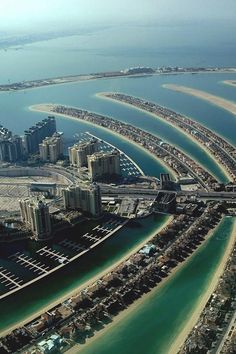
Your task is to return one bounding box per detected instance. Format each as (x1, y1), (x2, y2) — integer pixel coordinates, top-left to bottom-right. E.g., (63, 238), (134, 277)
(0, 125), (23, 162)
(68, 138), (98, 168)
(160, 173), (173, 190)
(39, 132), (63, 163)
(24, 116), (56, 155)
(62, 182), (102, 217)
(87, 150), (121, 181)
(19, 198), (52, 240)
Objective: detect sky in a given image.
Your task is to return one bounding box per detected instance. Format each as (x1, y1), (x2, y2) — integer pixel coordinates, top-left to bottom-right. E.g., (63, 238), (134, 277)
(1, 0), (236, 33)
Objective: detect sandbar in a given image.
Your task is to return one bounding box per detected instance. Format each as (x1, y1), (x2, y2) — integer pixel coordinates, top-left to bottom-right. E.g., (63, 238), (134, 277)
(163, 84), (236, 116)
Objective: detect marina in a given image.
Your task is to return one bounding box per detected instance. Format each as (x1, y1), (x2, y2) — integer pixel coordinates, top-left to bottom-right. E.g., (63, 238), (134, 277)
(0, 217), (128, 300)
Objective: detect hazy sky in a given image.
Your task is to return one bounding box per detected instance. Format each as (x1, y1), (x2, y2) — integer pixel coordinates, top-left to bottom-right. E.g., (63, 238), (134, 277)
(1, 0), (236, 32)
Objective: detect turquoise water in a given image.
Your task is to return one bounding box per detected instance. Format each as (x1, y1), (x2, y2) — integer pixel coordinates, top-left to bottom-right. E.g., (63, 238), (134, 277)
(79, 217), (235, 354)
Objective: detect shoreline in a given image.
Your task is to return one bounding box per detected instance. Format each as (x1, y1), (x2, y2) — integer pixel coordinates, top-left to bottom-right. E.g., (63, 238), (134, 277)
(65, 216), (230, 354)
(29, 104), (178, 181)
(168, 218), (236, 354)
(97, 92), (231, 183)
(0, 215), (173, 337)
(163, 84), (236, 116)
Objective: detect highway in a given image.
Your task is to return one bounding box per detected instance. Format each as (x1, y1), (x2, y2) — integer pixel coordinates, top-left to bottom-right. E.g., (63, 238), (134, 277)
(100, 186), (236, 200)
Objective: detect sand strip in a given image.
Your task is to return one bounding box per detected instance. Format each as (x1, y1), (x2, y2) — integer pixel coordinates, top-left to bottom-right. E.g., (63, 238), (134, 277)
(163, 84), (236, 116)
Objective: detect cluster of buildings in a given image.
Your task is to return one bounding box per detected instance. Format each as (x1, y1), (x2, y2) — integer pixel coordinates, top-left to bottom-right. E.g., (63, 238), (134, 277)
(0, 126), (23, 162)
(18, 181), (103, 240)
(52, 104), (218, 190)
(0, 116), (60, 163)
(68, 139), (121, 181)
(39, 132), (63, 163)
(9, 118), (123, 240)
(68, 138), (98, 167)
(0, 203), (223, 354)
(24, 116), (56, 155)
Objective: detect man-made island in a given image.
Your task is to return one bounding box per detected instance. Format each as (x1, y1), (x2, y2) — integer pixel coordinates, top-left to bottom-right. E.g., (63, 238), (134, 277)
(0, 101), (235, 353)
(0, 66), (236, 92)
(30, 103), (219, 190)
(98, 92), (236, 184)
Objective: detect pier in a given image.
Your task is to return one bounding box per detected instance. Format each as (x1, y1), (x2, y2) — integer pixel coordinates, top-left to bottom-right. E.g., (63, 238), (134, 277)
(0, 267), (23, 290)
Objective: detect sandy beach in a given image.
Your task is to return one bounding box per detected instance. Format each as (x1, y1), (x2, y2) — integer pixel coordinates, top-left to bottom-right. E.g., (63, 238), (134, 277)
(29, 103), (178, 180)
(0, 215), (173, 337)
(168, 218), (236, 354)
(97, 92), (232, 182)
(163, 84), (236, 116)
(65, 217), (233, 354)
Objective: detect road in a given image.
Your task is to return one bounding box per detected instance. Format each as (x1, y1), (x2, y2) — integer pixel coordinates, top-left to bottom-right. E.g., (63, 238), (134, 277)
(100, 186), (236, 200)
